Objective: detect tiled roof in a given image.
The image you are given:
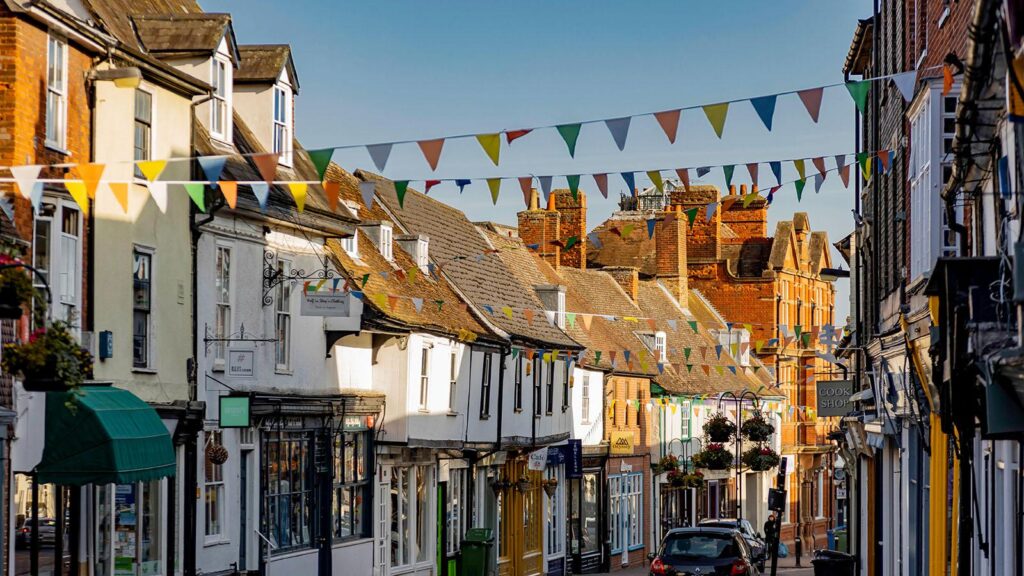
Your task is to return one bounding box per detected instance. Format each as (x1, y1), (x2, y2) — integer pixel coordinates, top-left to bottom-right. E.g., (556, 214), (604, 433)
(236, 45), (298, 89)
(131, 13), (233, 56)
(363, 170), (579, 349)
(587, 212), (660, 276)
(323, 168), (493, 341)
(194, 112), (358, 234)
(82, 0), (202, 48)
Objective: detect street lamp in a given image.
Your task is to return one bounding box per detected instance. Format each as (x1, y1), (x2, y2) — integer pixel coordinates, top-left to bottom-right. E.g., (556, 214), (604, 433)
(717, 389), (760, 520)
(87, 66), (143, 89)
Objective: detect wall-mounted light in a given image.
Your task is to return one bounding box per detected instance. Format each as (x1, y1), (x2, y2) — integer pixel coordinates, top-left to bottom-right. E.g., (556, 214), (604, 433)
(819, 267), (850, 282)
(88, 66), (142, 89)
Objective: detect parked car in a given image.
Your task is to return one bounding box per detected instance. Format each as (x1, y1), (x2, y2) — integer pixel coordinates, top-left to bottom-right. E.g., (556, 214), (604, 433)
(648, 526), (762, 575)
(698, 518), (767, 569)
(15, 517), (57, 548)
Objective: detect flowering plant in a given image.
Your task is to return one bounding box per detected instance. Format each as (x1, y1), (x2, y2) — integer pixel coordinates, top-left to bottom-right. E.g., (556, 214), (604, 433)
(740, 413), (775, 441)
(692, 443), (733, 470)
(1, 321), (93, 391)
(0, 253), (38, 319)
(741, 445), (781, 471)
(667, 468), (705, 488)
(703, 412), (736, 442)
(652, 454), (681, 475)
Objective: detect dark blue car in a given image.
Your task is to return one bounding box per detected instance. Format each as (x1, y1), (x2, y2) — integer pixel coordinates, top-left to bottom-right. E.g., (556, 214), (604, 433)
(648, 527), (761, 576)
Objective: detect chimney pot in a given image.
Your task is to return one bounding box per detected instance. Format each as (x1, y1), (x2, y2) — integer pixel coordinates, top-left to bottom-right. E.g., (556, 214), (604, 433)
(546, 193), (556, 211)
(529, 188), (540, 210)
(729, 185), (736, 196)
(740, 184), (747, 196)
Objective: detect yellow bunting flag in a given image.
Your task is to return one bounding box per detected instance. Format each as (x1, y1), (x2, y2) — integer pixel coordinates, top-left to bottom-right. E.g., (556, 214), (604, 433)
(220, 181), (238, 209)
(476, 133), (501, 166)
(502, 306), (514, 319)
(63, 176), (89, 215)
(487, 178), (501, 205)
(289, 182), (308, 212)
(108, 182), (129, 213)
(77, 163), (105, 199)
(136, 160), (167, 182)
(702, 102), (729, 138)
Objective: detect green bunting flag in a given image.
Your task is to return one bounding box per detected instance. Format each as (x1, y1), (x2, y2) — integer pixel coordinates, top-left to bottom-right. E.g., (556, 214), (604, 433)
(184, 183), (206, 212)
(845, 80), (870, 113)
(723, 164), (735, 190)
(595, 351), (602, 364)
(567, 174), (581, 199)
(686, 364), (694, 373)
(688, 320), (699, 333)
(487, 178), (501, 205)
(395, 180), (409, 208)
(476, 133), (501, 166)
(361, 273), (371, 288)
(565, 236), (579, 250)
(795, 178), (806, 201)
(857, 152), (872, 181)
(684, 347), (691, 360)
(556, 124), (582, 157)
(684, 207), (699, 226)
(307, 148), (335, 181)
(702, 102), (729, 138)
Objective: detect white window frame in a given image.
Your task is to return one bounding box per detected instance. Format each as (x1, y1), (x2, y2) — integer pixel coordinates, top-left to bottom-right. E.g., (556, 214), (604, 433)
(33, 199), (83, 330)
(273, 84), (292, 166)
(609, 472), (643, 554)
(132, 246), (155, 370)
(341, 234), (359, 258)
(390, 465), (433, 568)
(418, 345), (430, 411)
(448, 347), (458, 414)
(204, 429), (226, 542)
(210, 57), (231, 142)
(680, 400), (692, 440)
(479, 351), (492, 418)
(213, 243), (233, 368)
(514, 353), (524, 413)
(379, 225), (393, 261)
(545, 465), (565, 557)
(274, 258), (292, 372)
(556, 290), (566, 329)
(581, 371), (590, 423)
(445, 467), (469, 556)
(654, 331), (667, 363)
(45, 35), (68, 151)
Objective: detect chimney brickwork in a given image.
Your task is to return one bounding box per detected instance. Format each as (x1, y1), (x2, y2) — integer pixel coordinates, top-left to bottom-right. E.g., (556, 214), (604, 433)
(517, 189), (561, 267)
(553, 190), (586, 269)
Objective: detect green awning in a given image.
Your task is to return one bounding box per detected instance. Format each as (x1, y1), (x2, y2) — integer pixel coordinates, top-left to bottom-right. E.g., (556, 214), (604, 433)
(36, 385), (176, 486)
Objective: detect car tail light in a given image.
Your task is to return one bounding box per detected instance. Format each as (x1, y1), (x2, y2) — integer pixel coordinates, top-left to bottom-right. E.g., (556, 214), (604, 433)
(650, 557), (667, 575)
(730, 559), (750, 575)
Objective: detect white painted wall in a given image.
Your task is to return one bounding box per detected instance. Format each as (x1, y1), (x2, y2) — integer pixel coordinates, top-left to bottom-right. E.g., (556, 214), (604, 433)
(500, 355), (573, 445)
(571, 367), (604, 446)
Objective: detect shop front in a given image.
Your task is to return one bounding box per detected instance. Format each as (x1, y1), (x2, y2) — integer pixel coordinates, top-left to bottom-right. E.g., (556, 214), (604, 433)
(494, 451), (544, 576)
(567, 452), (606, 574)
(376, 446), (437, 576)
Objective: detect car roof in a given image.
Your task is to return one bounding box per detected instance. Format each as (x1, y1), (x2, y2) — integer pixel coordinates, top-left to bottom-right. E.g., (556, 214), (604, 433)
(665, 527), (741, 537)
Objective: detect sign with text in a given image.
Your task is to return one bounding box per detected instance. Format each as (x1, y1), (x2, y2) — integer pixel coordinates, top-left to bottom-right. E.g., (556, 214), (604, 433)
(527, 448), (549, 471)
(610, 431), (634, 455)
(816, 379), (854, 417)
(300, 282), (351, 317)
(227, 349), (255, 378)
(566, 439), (583, 479)
(219, 395), (251, 428)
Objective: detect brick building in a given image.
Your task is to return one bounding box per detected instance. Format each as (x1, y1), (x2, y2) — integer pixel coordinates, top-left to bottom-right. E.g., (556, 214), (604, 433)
(588, 182), (839, 554)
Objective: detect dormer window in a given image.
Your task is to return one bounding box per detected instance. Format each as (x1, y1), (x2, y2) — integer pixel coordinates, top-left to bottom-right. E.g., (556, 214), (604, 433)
(341, 234), (359, 258)
(654, 331), (667, 362)
(397, 234), (430, 273)
(534, 285), (566, 329)
(379, 225), (392, 261)
(211, 57), (232, 142)
(273, 85), (292, 166)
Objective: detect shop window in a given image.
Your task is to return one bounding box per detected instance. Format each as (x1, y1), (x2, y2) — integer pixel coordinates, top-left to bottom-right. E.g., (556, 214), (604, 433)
(204, 430), (225, 539)
(609, 473), (643, 553)
(390, 465), (432, 567)
(445, 468), (469, 556)
(93, 481), (163, 575)
(545, 466), (564, 556)
(264, 429), (313, 553)
(333, 431), (371, 540)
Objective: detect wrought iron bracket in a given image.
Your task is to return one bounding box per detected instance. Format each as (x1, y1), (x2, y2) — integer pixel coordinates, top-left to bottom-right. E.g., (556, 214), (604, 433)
(262, 249), (338, 306)
(203, 323), (277, 353)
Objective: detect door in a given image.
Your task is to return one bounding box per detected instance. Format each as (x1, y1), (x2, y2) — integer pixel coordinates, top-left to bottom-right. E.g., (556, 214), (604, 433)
(570, 471), (603, 573)
(497, 460), (544, 576)
(239, 451), (250, 570)
(375, 467), (390, 576)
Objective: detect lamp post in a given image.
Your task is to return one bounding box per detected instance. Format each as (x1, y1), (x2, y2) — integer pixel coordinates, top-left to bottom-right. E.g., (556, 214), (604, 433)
(717, 390), (760, 520)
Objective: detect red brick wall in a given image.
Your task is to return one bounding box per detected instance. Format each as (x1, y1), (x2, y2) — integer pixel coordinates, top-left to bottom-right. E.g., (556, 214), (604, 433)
(670, 187), (720, 261)
(720, 185), (768, 243)
(604, 375), (653, 571)
(518, 209), (560, 267)
(654, 209), (687, 303)
(553, 189), (586, 269)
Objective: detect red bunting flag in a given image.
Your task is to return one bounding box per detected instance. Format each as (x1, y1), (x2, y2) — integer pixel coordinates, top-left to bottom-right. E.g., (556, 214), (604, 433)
(424, 180), (441, 194)
(253, 153), (279, 185)
(797, 87), (825, 123)
(505, 129), (532, 144)
(654, 109), (681, 144)
(746, 163), (759, 186)
(524, 309), (535, 326)
(812, 156), (827, 177)
(676, 168), (691, 192)
(322, 180), (340, 212)
(593, 173), (609, 198)
(417, 138), (445, 171)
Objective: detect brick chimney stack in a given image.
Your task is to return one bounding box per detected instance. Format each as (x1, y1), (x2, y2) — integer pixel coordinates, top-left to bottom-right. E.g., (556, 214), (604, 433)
(604, 266), (639, 302)
(720, 184), (768, 242)
(518, 189), (560, 267)
(655, 206), (688, 303)
(668, 184), (721, 262)
(553, 190), (587, 269)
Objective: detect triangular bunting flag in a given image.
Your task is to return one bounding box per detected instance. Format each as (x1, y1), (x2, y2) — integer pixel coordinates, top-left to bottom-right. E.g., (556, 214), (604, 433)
(505, 129), (532, 144)
(891, 71), (916, 102)
(654, 109), (681, 144)
(684, 207), (698, 226)
(136, 160), (166, 182)
(943, 64), (954, 96)
(723, 165), (735, 190)
(10, 165), (41, 201)
(621, 172), (635, 192)
(77, 163), (105, 199)
(539, 176), (553, 202)
(793, 159), (806, 180)
(417, 139), (445, 171)
(146, 181), (167, 214)
(749, 95), (777, 130)
(524, 309), (535, 326)
(812, 156), (827, 177)
(593, 173), (609, 198)
(795, 178), (806, 201)
(647, 218), (656, 239)
(581, 314), (593, 330)
(184, 183), (206, 212)
(878, 149), (891, 174)
(846, 80), (870, 113)
(696, 166), (711, 178)
(476, 133), (501, 166)
(556, 124), (582, 157)
(746, 163), (759, 187)
(605, 117), (631, 151)
(253, 154), (279, 185)
(688, 320), (698, 333)
(702, 102), (729, 138)
(518, 177), (533, 207)
(814, 173), (825, 193)
(108, 182), (129, 213)
(198, 156), (227, 188)
(366, 143), (393, 172)
(567, 175), (581, 199)
(798, 87), (825, 123)
(836, 155), (851, 187)
(544, 310), (556, 326)
(360, 180), (376, 208)
(394, 180), (409, 209)
(486, 178), (501, 205)
(64, 178), (89, 215)
(647, 170), (664, 192)
(412, 298), (424, 313)
(456, 179), (471, 194)
(307, 148), (334, 180)
(289, 182), (308, 211)
(424, 180), (441, 195)
(770, 161), (782, 185)
(676, 168), (691, 192)
(219, 181), (238, 209)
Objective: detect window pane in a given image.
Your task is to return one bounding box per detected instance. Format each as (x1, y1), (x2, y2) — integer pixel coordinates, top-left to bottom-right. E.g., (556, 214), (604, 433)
(415, 467), (428, 562)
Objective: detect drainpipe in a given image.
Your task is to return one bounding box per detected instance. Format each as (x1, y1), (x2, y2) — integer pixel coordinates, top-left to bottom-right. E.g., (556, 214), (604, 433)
(496, 349), (507, 448)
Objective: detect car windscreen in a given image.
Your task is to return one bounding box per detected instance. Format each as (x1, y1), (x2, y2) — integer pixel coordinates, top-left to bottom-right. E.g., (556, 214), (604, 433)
(663, 534), (739, 560)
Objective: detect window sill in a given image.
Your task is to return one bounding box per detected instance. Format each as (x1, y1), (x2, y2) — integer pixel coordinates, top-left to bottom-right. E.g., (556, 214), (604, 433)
(479, 414), (490, 420)
(446, 410), (458, 417)
(513, 408), (523, 414)
(417, 408), (429, 414)
(203, 536), (230, 547)
(44, 143), (71, 156)
(132, 367), (158, 375)
(331, 536), (373, 549)
(275, 368), (293, 376)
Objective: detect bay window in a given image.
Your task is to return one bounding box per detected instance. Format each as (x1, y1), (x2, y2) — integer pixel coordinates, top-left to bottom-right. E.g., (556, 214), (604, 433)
(391, 465), (433, 567)
(333, 431), (371, 540)
(263, 430), (313, 552)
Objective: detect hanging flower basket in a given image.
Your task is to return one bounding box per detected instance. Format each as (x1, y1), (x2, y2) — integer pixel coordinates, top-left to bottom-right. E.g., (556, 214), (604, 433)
(741, 445), (781, 471)
(543, 478), (558, 498)
(515, 475), (531, 494)
(2, 321), (93, 392)
(0, 256), (36, 320)
(703, 412), (736, 442)
(667, 468), (705, 489)
(652, 454), (681, 475)
(692, 443), (733, 471)
(490, 478), (510, 495)
(740, 414), (775, 442)
(206, 443), (229, 465)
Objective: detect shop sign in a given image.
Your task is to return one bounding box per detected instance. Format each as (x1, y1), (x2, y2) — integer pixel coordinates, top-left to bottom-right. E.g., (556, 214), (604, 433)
(227, 349), (255, 378)
(219, 395), (251, 428)
(300, 284), (351, 317)
(610, 431), (634, 455)
(527, 447), (549, 471)
(343, 415), (368, 431)
(816, 379), (854, 417)
(836, 487), (847, 500)
(566, 439), (583, 479)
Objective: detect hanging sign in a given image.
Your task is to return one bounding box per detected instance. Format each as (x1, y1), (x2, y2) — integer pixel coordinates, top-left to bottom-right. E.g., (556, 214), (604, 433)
(300, 284), (351, 317)
(816, 379), (854, 417)
(610, 431), (634, 455)
(219, 395), (251, 428)
(227, 349), (255, 378)
(566, 439), (583, 479)
(527, 447), (549, 471)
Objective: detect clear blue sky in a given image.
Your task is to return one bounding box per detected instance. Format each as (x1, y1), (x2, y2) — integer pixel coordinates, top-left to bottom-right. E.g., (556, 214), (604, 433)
(204, 0), (873, 324)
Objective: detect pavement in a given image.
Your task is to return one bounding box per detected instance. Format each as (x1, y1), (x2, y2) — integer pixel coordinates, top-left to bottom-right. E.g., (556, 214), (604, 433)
(592, 554), (815, 575)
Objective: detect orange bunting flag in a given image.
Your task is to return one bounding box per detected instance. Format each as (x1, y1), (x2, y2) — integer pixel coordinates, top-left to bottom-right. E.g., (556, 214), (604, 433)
(322, 180), (340, 212)
(417, 138), (445, 171)
(220, 181), (238, 209)
(943, 64), (954, 96)
(77, 163), (105, 199)
(581, 314), (592, 330)
(646, 318), (657, 331)
(812, 156), (827, 177)
(387, 295), (400, 311)
(524, 309), (535, 326)
(654, 109), (682, 144)
(108, 182), (129, 213)
(253, 154), (279, 185)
